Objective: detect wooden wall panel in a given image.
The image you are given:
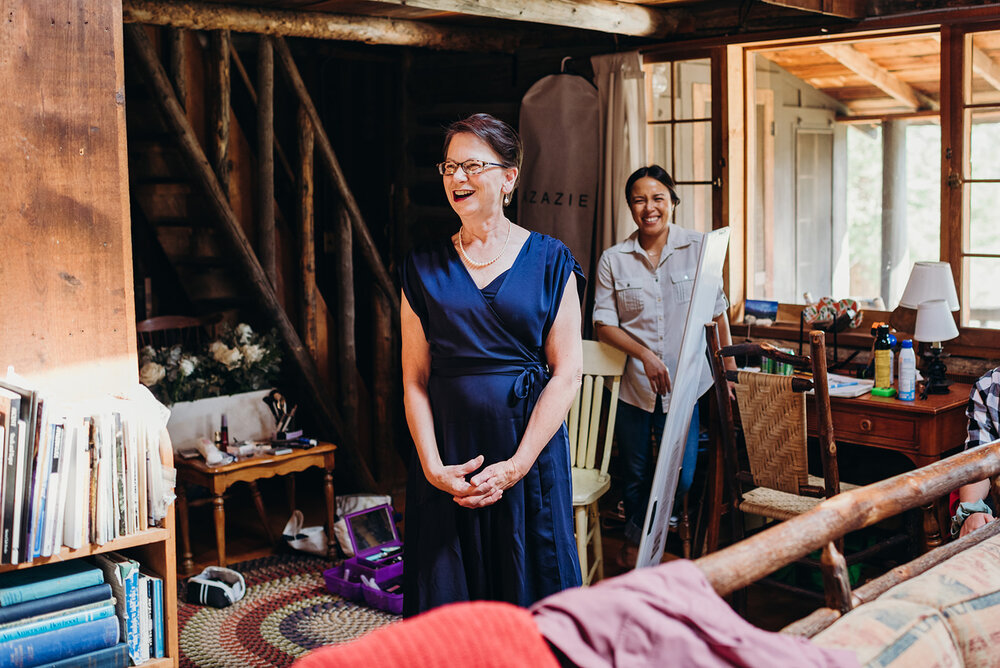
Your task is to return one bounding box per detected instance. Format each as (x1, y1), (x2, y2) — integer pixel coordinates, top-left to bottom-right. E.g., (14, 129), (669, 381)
(0, 0), (136, 395)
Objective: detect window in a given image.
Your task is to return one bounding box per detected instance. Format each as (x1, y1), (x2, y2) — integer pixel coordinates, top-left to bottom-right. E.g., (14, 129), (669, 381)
(962, 30), (1000, 328)
(746, 34), (942, 309)
(643, 58), (714, 234)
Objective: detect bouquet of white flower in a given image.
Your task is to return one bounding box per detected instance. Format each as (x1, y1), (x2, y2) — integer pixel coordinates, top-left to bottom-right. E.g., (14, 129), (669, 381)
(139, 323), (282, 405)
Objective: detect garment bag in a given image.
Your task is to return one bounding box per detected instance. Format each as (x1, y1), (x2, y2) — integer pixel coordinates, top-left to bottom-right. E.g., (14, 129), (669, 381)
(518, 73), (600, 274)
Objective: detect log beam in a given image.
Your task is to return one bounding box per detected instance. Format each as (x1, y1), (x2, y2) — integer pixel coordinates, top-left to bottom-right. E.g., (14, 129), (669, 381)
(364, 0), (683, 37)
(298, 106), (318, 362)
(820, 43), (938, 111)
(209, 29), (231, 192)
(123, 0), (520, 52)
(758, 0), (867, 18)
(972, 44), (1000, 93)
(697, 441), (1000, 597)
(124, 22), (378, 493)
(257, 35), (276, 286)
(273, 36), (400, 314)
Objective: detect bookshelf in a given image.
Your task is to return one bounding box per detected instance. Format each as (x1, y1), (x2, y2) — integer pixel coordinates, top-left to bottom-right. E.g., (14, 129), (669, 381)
(0, 509), (180, 666)
(0, 1), (179, 665)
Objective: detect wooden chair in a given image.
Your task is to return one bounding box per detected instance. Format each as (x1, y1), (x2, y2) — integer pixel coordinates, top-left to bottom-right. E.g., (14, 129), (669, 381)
(569, 340), (627, 586)
(705, 325), (869, 601)
(136, 313), (222, 350)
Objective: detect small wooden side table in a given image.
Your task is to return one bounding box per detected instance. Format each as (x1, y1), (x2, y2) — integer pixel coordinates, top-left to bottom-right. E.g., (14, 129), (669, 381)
(175, 442), (336, 574)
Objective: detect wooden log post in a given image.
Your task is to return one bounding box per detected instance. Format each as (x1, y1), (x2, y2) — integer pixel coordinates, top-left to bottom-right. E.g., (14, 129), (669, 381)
(167, 27), (187, 109)
(257, 34), (276, 286)
(272, 36), (400, 315)
(230, 42), (295, 187)
(124, 22), (378, 492)
(298, 105), (318, 360)
(336, 205), (358, 437)
(373, 280), (395, 483)
(820, 541), (853, 614)
(209, 29), (231, 193)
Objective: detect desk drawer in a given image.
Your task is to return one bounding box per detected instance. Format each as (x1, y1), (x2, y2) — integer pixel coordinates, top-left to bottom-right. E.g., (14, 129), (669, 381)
(831, 409), (917, 450)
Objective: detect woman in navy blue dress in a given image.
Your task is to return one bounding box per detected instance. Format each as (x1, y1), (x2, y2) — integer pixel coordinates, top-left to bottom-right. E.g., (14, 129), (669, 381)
(400, 113), (583, 617)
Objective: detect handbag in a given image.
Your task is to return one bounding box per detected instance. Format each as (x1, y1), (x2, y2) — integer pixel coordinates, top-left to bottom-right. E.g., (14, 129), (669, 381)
(282, 509), (328, 556)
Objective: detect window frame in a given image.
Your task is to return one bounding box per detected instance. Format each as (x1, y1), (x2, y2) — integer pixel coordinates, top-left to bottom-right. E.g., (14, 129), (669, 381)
(641, 20), (1000, 358)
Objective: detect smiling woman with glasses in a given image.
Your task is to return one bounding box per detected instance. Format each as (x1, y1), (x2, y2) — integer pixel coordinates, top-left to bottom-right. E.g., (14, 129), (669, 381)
(399, 112), (585, 617)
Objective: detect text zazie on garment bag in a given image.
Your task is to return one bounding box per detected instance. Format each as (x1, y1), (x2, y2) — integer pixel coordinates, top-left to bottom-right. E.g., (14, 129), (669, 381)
(518, 70), (599, 275)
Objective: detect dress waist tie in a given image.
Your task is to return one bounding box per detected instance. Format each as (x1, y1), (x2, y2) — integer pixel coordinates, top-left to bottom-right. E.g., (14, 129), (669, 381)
(432, 362), (548, 406)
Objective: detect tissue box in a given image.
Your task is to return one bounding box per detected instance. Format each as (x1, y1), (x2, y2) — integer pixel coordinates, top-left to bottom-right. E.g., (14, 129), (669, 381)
(323, 504), (403, 614)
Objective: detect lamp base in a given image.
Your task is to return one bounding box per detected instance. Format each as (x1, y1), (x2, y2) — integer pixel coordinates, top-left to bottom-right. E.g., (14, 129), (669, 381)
(919, 346), (952, 399)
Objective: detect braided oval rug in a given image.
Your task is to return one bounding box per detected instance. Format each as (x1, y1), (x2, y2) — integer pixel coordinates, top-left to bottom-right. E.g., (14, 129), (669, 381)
(178, 555), (399, 668)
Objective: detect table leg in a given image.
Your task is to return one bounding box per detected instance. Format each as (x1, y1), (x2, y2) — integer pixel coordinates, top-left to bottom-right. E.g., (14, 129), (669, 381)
(286, 474), (296, 513)
(177, 483), (195, 575)
(323, 468), (337, 560)
(214, 495), (226, 567)
(248, 481), (275, 543)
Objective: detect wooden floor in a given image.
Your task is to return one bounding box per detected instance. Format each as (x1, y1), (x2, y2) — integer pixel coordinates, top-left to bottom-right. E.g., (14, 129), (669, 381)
(178, 468), (819, 632)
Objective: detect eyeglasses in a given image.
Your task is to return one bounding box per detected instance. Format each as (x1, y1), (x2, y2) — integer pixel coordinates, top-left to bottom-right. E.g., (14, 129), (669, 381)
(436, 159), (505, 176)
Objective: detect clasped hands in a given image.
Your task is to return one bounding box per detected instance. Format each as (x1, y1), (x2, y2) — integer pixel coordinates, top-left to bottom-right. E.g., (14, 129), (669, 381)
(428, 454), (524, 509)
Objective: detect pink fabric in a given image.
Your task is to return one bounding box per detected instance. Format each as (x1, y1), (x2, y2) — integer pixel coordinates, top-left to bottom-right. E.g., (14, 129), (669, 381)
(531, 560), (859, 668)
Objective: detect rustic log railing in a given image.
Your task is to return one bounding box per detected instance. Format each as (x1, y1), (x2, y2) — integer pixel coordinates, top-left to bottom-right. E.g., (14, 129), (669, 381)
(125, 23), (380, 491)
(696, 440), (1000, 635)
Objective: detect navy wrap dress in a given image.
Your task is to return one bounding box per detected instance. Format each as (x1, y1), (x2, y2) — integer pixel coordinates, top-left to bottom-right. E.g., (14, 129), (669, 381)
(400, 231), (584, 617)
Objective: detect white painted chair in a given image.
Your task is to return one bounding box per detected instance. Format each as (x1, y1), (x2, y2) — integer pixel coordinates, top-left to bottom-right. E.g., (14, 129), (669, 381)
(569, 340), (627, 586)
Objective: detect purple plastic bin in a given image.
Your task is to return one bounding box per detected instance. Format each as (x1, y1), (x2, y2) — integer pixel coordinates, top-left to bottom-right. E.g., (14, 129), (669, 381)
(362, 584), (403, 615)
(323, 563), (364, 602)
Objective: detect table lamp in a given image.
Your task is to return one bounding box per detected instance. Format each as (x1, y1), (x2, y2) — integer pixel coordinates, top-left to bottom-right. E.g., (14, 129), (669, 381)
(913, 299), (960, 397)
(899, 261), (960, 311)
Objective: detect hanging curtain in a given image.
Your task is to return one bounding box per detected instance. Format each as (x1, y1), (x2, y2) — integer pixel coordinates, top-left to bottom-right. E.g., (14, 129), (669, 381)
(518, 74), (600, 276)
(591, 51), (647, 253)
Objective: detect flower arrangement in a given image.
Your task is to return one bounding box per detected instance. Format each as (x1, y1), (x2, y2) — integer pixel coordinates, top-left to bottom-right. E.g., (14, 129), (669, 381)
(139, 323), (282, 405)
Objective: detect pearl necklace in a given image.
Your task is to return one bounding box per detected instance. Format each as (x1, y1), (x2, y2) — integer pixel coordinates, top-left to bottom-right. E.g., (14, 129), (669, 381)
(458, 223), (511, 269)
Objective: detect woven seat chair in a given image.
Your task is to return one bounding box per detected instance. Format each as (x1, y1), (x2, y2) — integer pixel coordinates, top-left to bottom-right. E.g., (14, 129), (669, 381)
(704, 324), (879, 604)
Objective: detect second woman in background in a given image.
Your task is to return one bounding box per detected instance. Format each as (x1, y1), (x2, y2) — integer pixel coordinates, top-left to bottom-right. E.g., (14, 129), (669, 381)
(593, 165), (735, 568)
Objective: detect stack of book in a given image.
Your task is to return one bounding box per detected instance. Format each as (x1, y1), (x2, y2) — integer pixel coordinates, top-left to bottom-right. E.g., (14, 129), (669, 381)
(0, 560), (126, 667)
(93, 552), (165, 665)
(0, 379), (171, 565)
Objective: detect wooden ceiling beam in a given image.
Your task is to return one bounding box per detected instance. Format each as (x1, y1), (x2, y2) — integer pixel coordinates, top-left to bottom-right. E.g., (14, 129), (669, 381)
(363, 0), (683, 37)
(819, 43), (938, 111)
(972, 45), (1000, 93)
(122, 0), (520, 52)
(758, 0), (867, 18)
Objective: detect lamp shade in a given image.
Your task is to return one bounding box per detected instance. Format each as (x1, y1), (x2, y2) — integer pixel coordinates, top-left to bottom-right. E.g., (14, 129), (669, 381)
(913, 299), (960, 343)
(899, 261), (960, 310)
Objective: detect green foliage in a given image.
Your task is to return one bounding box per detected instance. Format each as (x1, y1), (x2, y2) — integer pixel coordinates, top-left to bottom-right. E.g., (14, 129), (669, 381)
(138, 323), (282, 405)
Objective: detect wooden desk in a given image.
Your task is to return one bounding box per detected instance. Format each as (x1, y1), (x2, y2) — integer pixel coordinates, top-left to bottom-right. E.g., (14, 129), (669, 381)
(175, 442), (336, 574)
(703, 385), (970, 554)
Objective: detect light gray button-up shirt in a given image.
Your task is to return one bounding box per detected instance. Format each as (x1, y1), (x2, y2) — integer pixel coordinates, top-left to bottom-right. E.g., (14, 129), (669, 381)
(593, 225), (728, 413)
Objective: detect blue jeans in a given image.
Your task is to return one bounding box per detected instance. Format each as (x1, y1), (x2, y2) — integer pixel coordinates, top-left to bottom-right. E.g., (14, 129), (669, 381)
(616, 398), (701, 545)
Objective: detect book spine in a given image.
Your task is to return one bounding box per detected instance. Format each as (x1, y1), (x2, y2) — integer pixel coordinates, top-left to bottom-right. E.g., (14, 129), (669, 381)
(42, 422), (65, 556)
(0, 614), (119, 668)
(0, 568), (105, 607)
(19, 396), (42, 563)
(0, 583), (113, 625)
(43, 641), (129, 668)
(120, 559), (142, 663)
(137, 574), (150, 663)
(10, 418), (28, 564)
(151, 576), (164, 658)
(0, 601), (114, 642)
(1, 394), (20, 564)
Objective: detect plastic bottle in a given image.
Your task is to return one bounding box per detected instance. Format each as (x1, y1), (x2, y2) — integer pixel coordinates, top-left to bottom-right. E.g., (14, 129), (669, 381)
(872, 324), (896, 397)
(898, 340), (916, 401)
(887, 332), (897, 388)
